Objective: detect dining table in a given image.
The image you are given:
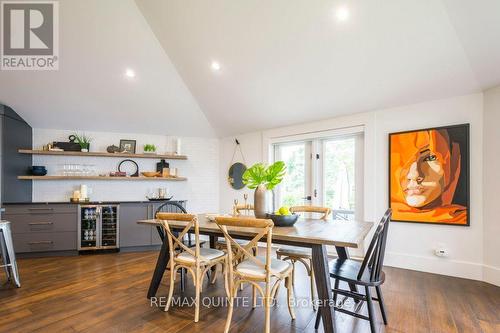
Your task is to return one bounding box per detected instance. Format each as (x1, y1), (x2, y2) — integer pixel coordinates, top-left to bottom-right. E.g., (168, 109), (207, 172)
(137, 214), (373, 333)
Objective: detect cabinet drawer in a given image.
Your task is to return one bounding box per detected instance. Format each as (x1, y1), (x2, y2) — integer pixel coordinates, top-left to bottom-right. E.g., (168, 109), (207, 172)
(13, 232), (77, 253)
(4, 204), (76, 215)
(6, 213), (77, 234)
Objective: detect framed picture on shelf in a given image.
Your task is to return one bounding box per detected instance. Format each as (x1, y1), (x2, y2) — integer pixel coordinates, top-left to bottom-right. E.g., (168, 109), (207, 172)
(119, 139), (136, 154)
(389, 124), (470, 226)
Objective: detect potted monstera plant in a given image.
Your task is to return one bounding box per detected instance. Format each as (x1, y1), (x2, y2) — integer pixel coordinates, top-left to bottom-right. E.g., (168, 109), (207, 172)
(242, 161), (286, 218)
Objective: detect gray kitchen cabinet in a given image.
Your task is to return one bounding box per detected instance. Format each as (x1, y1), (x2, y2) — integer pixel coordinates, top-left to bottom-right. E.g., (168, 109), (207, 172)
(5, 204), (76, 215)
(9, 213), (77, 234)
(119, 203), (152, 247)
(151, 226), (163, 245)
(120, 202), (167, 247)
(4, 203), (77, 254)
(1, 104), (33, 203)
(150, 202), (163, 245)
(2, 201), (187, 254)
(13, 231), (77, 253)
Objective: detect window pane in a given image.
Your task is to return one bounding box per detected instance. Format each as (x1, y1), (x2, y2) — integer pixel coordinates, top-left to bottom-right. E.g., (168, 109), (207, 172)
(278, 143), (306, 207)
(323, 137), (355, 220)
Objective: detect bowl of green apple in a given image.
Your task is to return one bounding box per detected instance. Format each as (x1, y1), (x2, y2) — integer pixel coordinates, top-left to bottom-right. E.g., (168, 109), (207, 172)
(266, 206), (299, 227)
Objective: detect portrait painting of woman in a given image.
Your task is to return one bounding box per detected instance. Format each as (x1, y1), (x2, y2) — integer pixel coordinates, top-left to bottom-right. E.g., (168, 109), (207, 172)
(389, 124), (470, 226)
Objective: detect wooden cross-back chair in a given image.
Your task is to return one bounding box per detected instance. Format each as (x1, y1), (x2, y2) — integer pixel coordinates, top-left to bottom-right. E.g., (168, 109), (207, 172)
(276, 205), (332, 310)
(157, 213), (226, 323)
(215, 216), (295, 333)
(234, 203), (254, 216)
(315, 209), (392, 333)
(155, 202), (207, 291)
(215, 204), (257, 260)
(289, 205), (331, 220)
(155, 201), (207, 247)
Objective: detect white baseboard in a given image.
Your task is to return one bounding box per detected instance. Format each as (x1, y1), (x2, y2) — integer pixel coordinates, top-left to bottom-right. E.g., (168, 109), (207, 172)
(384, 251), (484, 281)
(266, 246), (500, 287)
(483, 264), (500, 286)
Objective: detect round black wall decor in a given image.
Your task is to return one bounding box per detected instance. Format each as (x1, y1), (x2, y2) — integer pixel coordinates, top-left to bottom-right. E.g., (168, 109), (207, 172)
(228, 162), (247, 190)
(118, 159), (139, 177)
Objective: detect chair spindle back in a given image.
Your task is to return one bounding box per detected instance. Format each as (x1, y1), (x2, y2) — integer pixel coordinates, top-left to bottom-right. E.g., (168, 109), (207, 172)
(290, 206), (331, 220)
(357, 209), (391, 282)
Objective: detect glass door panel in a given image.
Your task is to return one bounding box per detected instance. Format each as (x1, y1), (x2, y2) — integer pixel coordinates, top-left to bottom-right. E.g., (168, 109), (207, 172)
(322, 137), (356, 220)
(80, 206), (97, 249)
(275, 142), (311, 208)
(100, 206), (118, 247)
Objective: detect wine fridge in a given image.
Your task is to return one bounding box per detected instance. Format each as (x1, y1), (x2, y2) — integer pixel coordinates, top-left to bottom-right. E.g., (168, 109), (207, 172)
(78, 205), (119, 251)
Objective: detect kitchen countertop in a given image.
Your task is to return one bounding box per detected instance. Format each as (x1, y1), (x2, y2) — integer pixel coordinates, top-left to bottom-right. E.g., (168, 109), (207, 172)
(2, 200), (186, 205)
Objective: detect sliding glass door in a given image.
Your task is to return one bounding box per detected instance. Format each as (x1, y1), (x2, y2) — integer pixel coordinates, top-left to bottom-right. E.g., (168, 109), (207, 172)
(273, 132), (363, 220)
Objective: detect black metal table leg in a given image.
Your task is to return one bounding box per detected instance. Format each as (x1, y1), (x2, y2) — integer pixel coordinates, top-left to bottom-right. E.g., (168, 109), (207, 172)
(209, 235), (217, 275)
(335, 246), (359, 294)
(312, 244), (335, 333)
(147, 236), (170, 298)
(180, 269), (186, 291)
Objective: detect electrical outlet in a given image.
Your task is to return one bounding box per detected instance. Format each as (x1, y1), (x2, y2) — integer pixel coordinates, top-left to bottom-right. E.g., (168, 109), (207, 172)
(434, 247), (448, 257)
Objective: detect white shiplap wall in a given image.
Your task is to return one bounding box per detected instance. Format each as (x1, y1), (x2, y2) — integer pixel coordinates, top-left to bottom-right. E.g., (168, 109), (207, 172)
(31, 129), (219, 213)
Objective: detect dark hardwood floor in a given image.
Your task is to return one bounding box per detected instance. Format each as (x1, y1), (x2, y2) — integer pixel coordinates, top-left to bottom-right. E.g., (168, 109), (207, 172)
(0, 251), (498, 333)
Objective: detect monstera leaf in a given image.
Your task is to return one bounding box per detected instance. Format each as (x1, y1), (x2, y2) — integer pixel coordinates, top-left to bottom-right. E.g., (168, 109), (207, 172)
(265, 161), (286, 190)
(242, 163), (267, 189)
(242, 161), (286, 190)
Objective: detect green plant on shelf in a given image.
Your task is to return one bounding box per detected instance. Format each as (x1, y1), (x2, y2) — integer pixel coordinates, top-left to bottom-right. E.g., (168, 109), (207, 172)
(73, 133), (92, 151)
(143, 144), (157, 153)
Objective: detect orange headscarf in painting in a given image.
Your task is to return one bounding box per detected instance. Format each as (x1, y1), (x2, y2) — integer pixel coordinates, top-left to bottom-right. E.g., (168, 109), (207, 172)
(390, 129), (467, 224)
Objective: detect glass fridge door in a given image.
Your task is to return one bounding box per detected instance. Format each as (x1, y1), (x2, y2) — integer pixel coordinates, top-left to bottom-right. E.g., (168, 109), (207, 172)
(100, 205), (118, 248)
(79, 206), (98, 249)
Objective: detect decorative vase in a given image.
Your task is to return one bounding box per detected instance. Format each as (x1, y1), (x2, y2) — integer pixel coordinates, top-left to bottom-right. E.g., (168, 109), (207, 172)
(254, 184), (274, 218)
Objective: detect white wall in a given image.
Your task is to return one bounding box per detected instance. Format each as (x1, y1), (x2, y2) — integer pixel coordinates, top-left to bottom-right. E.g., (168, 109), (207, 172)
(483, 86), (500, 286)
(375, 94), (483, 280)
(220, 93), (488, 281)
(32, 129), (219, 214)
(219, 132), (262, 214)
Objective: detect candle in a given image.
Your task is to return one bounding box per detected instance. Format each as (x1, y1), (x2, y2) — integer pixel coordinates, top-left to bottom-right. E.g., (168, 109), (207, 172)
(80, 185), (88, 199)
(175, 138), (181, 155)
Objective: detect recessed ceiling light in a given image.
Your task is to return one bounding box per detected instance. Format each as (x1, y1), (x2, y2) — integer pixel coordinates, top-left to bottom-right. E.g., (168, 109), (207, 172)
(335, 6), (350, 22)
(211, 61), (221, 71)
(125, 69), (135, 78)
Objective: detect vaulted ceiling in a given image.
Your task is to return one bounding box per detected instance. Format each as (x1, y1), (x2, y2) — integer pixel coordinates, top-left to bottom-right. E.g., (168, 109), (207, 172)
(0, 0), (215, 137)
(1, 0), (499, 137)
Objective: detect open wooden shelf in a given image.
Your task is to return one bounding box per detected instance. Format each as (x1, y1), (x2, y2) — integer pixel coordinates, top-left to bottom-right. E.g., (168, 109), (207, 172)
(18, 149), (187, 160)
(18, 176), (187, 181)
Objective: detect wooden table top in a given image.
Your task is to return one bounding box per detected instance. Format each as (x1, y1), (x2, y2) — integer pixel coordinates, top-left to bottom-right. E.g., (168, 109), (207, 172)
(138, 214), (373, 248)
